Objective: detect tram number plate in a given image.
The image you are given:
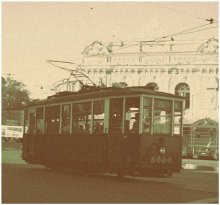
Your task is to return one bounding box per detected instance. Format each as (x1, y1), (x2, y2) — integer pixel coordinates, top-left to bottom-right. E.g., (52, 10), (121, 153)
(150, 155), (173, 164)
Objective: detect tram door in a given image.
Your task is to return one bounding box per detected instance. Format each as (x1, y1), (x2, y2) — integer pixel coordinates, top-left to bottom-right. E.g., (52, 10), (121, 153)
(108, 98), (124, 164)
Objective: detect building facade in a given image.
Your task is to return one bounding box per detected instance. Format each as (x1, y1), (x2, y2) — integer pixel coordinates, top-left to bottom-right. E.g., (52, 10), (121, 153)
(55, 39), (219, 124)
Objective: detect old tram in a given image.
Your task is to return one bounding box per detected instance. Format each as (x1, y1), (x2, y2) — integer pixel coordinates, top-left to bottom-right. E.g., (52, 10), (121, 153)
(22, 86), (185, 177)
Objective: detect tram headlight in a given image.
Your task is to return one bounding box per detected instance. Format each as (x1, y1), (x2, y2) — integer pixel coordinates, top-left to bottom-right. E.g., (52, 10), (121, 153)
(160, 147), (166, 155)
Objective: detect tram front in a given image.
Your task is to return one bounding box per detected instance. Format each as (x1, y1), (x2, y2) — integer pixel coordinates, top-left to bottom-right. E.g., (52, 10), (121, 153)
(136, 96), (184, 176)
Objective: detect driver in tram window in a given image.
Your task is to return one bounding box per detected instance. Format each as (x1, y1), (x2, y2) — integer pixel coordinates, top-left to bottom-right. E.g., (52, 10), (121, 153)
(94, 121), (103, 133)
(132, 113), (139, 132)
(79, 124), (85, 132)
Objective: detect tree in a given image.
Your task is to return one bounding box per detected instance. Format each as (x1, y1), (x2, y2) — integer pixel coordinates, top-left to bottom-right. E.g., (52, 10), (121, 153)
(2, 76), (30, 109)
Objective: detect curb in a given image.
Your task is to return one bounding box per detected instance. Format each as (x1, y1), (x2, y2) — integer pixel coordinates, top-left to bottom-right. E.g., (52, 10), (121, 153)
(188, 197), (219, 203)
(2, 147), (22, 151)
(182, 163), (218, 171)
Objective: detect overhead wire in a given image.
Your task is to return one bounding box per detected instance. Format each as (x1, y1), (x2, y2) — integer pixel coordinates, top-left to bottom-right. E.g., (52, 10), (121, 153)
(112, 22), (218, 52)
(171, 26), (218, 36)
(136, 23), (217, 43)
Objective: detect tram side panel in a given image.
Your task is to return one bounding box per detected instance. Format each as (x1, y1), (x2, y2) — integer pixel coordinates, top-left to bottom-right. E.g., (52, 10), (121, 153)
(23, 133), (108, 171)
(42, 134), (108, 169)
(22, 134), (44, 164)
(23, 132), (141, 174)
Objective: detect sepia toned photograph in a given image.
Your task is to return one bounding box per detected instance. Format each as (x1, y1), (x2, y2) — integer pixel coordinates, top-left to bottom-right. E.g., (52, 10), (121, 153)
(2, 1), (219, 203)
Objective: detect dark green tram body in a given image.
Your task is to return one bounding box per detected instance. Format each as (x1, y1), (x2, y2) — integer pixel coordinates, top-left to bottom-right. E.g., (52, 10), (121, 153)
(22, 87), (184, 177)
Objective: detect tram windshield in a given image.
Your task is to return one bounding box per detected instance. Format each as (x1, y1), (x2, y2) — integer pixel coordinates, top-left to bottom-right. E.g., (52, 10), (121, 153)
(143, 98), (152, 134)
(153, 99), (172, 134)
(174, 101), (182, 135)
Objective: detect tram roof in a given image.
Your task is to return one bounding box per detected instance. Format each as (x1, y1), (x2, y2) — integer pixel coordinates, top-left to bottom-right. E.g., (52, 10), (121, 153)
(29, 86), (185, 107)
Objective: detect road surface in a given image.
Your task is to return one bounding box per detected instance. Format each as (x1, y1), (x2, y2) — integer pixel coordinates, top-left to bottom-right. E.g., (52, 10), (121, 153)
(2, 146), (219, 203)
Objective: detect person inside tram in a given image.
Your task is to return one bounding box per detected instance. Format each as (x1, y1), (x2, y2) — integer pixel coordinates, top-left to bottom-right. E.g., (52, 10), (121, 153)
(79, 124), (85, 132)
(94, 121), (103, 133)
(132, 113), (139, 132)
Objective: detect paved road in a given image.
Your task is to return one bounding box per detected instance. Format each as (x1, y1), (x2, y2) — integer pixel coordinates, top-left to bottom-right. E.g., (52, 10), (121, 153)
(2, 148), (219, 203)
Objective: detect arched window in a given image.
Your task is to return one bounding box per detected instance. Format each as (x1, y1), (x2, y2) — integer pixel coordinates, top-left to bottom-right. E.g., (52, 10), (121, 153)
(175, 83), (190, 109)
(146, 82), (159, 91)
(161, 69), (165, 74)
(209, 69), (214, 74)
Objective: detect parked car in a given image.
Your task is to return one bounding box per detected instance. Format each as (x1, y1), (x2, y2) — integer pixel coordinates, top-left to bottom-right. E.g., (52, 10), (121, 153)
(196, 148), (215, 159)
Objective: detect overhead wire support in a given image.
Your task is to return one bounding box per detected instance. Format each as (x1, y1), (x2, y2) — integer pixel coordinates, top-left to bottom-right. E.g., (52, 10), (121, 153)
(205, 18), (218, 24)
(112, 43), (140, 52)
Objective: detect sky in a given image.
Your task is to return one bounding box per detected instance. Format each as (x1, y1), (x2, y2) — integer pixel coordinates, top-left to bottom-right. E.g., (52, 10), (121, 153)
(2, 1), (219, 99)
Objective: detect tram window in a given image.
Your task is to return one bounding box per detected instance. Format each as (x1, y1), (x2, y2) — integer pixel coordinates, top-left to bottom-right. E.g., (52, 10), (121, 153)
(109, 98), (123, 133)
(36, 107), (44, 134)
(72, 102), (92, 133)
(124, 97), (140, 133)
(28, 113), (35, 134)
(45, 105), (60, 134)
(174, 101), (182, 135)
(153, 99), (172, 134)
(93, 100), (104, 134)
(61, 104), (71, 134)
(143, 98), (152, 134)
